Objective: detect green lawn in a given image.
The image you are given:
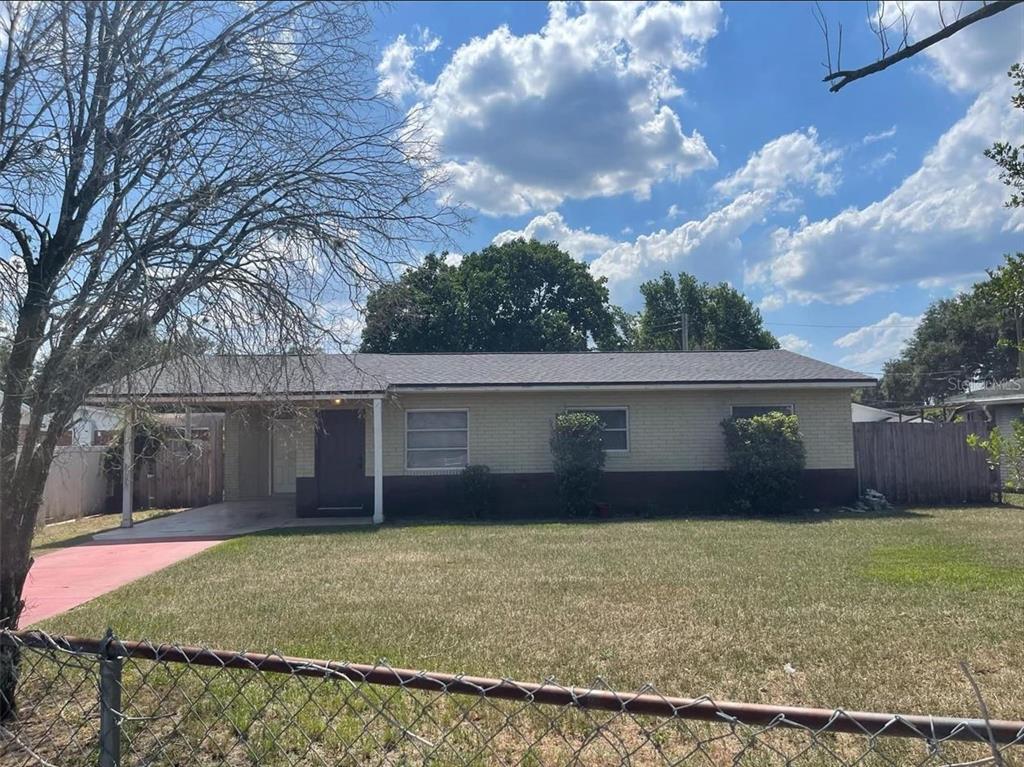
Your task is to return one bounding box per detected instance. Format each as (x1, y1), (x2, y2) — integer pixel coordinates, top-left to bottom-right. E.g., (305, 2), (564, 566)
(31, 508), (185, 557)
(39, 507), (1024, 719)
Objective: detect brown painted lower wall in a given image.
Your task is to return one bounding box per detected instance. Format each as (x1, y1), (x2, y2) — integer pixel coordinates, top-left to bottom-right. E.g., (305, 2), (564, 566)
(298, 469), (858, 519)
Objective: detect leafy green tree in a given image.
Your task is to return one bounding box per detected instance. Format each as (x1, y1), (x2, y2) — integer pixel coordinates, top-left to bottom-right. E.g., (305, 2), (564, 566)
(634, 272), (778, 351)
(360, 240), (624, 352)
(985, 63), (1024, 209)
(875, 254), (1024, 404)
(360, 254), (465, 353)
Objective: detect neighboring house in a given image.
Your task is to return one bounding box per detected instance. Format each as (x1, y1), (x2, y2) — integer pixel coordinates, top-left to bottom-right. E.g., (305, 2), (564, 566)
(91, 351), (875, 520)
(70, 405), (122, 446)
(946, 380), (1024, 485)
(851, 403), (930, 423)
(946, 380), (1024, 431)
(1, 396), (122, 446)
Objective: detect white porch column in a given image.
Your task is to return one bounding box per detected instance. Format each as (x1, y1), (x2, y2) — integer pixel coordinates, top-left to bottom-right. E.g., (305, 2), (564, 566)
(373, 397), (383, 524)
(121, 407), (134, 528)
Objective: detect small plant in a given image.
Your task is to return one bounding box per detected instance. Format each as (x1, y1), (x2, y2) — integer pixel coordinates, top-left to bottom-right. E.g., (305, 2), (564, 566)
(967, 414), (1024, 491)
(460, 464), (498, 519)
(720, 411), (806, 515)
(550, 411), (606, 517)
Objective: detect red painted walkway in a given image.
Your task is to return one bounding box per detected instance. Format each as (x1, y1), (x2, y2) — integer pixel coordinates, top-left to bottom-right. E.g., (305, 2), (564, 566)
(20, 540), (220, 626)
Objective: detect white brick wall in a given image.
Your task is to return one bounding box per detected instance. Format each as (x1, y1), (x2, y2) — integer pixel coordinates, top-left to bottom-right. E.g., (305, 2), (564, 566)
(365, 387), (855, 477)
(226, 389), (855, 490)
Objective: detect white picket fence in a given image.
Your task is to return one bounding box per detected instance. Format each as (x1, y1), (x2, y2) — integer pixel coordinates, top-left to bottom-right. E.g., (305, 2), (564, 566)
(38, 446), (109, 524)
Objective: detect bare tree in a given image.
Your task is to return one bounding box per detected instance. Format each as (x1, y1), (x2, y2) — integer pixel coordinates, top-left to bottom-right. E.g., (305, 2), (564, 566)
(0, 0), (459, 659)
(815, 0), (1023, 92)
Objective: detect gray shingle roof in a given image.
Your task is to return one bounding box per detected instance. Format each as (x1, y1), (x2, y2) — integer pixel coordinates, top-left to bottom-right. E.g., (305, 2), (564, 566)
(945, 379), (1024, 405)
(99, 351), (874, 400)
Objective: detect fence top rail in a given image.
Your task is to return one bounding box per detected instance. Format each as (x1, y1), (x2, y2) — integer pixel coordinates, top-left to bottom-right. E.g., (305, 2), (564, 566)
(5, 629), (1023, 746)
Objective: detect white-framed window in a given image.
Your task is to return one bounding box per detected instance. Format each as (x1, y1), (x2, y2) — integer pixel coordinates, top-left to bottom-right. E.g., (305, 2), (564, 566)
(567, 407), (629, 452)
(406, 409), (469, 470)
(731, 404), (794, 419)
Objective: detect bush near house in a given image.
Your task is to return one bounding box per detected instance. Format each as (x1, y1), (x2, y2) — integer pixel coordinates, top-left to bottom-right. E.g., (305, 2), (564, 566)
(460, 464), (498, 519)
(550, 412), (606, 517)
(721, 411), (806, 515)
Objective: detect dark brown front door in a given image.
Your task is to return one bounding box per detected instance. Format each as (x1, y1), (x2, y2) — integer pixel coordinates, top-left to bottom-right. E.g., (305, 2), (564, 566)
(316, 410), (368, 512)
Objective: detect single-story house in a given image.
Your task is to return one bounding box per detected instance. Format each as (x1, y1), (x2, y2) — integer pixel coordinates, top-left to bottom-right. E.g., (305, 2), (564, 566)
(91, 350), (874, 520)
(946, 380), (1024, 485)
(946, 379), (1024, 427)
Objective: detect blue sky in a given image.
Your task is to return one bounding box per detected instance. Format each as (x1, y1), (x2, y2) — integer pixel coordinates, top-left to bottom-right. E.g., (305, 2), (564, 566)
(370, 1), (1024, 375)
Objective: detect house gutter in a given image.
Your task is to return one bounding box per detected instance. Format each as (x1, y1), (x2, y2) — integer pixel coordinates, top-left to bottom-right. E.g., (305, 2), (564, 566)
(387, 380), (875, 393)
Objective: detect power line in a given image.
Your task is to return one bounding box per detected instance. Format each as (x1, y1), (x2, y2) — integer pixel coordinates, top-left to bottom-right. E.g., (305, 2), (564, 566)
(766, 321), (921, 330)
(643, 319), (922, 331)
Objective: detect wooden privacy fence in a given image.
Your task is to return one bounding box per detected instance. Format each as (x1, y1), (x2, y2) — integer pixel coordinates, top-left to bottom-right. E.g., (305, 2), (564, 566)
(853, 421), (997, 505)
(133, 419), (224, 509)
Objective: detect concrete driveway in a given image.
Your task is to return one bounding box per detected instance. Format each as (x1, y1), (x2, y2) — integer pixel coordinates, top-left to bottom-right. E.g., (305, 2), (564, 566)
(21, 500), (369, 626)
(93, 498), (371, 542)
(21, 539), (220, 626)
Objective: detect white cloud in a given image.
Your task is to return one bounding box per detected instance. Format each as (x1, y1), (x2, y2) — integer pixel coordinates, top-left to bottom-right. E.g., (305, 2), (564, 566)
(866, 148), (897, 172)
(759, 293), (785, 312)
(667, 203), (683, 219)
(589, 127), (841, 293)
(378, 35), (423, 101)
(887, 1), (1024, 93)
(750, 78), (1024, 305)
(778, 333), (813, 354)
(862, 125), (897, 145)
(377, 27), (442, 102)
(834, 313), (922, 371)
(409, 2), (722, 214)
(591, 189), (775, 287)
(417, 26), (441, 53)
(492, 212), (618, 260)
(916, 272), (982, 293)
(713, 127), (841, 197)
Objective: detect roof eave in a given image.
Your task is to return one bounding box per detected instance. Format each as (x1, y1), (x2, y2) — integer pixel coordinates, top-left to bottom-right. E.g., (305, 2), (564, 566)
(87, 378), (874, 404)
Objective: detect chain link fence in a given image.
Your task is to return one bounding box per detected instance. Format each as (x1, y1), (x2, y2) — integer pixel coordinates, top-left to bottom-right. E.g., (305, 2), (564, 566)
(1, 629), (1021, 766)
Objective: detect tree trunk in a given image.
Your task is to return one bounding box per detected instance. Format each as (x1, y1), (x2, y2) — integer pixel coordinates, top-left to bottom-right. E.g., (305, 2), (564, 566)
(0, 294), (58, 720)
(0, 460), (53, 722)
(0, 489), (33, 723)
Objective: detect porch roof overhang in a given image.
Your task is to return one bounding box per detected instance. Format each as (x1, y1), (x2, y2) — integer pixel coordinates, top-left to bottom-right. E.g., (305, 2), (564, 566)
(85, 390), (385, 410)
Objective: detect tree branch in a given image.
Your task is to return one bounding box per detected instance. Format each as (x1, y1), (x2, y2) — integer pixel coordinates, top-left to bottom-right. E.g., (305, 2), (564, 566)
(823, 0), (1023, 92)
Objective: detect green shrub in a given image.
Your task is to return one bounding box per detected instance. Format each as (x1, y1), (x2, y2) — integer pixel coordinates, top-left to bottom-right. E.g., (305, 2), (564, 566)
(550, 411), (606, 517)
(720, 411), (806, 515)
(967, 413), (1024, 491)
(460, 464), (498, 519)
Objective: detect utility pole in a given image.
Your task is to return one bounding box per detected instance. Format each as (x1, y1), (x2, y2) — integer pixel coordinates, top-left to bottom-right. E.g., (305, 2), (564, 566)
(680, 308), (689, 351)
(1017, 311), (1023, 379)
